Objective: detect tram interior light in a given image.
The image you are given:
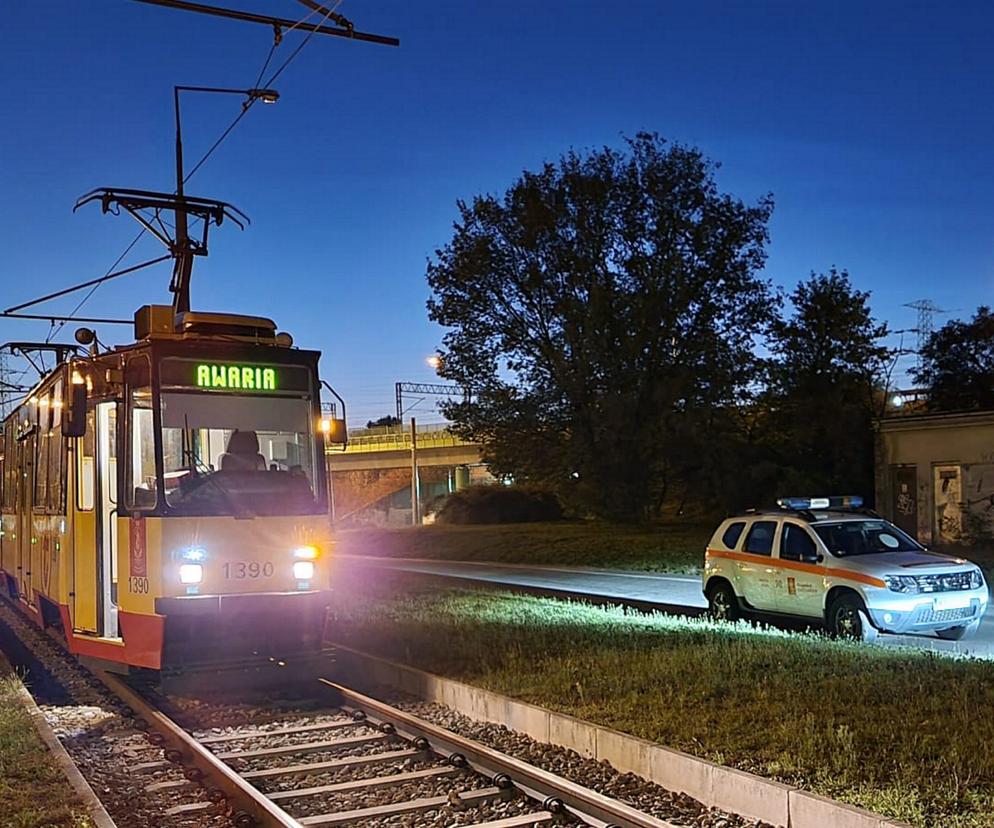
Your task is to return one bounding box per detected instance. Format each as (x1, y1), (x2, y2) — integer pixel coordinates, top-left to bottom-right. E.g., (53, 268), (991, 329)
(293, 561), (315, 580)
(179, 564), (203, 584)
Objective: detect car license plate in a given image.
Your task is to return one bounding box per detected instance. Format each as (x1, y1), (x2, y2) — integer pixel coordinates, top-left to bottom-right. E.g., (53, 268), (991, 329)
(934, 594), (971, 611)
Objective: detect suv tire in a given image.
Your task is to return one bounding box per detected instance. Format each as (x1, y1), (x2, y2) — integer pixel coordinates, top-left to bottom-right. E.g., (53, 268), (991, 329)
(706, 581), (739, 622)
(828, 593), (878, 642)
(936, 619), (982, 641)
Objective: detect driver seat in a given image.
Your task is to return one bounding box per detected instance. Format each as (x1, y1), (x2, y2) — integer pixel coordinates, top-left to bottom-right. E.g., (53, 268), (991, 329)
(219, 429), (266, 471)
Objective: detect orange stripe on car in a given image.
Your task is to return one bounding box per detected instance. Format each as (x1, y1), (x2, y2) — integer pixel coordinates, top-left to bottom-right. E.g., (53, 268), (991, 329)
(705, 549), (887, 588)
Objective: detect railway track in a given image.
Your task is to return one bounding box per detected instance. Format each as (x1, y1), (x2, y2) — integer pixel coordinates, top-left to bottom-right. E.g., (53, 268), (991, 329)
(93, 669), (681, 828)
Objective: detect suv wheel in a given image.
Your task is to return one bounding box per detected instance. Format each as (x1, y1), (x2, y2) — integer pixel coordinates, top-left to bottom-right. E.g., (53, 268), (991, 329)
(828, 594), (878, 642)
(707, 581), (739, 622)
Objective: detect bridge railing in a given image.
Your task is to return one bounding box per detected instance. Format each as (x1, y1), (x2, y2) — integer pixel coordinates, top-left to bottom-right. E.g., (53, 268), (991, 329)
(337, 423), (476, 454)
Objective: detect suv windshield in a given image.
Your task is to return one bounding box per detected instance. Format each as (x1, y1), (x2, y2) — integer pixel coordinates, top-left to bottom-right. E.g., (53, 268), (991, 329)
(158, 391), (319, 516)
(813, 520), (922, 557)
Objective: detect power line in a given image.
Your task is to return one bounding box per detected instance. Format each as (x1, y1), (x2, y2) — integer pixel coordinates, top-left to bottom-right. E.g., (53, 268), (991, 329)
(183, 0), (344, 184)
(28, 1), (395, 335)
(41, 19), (290, 330)
(45, 228), (150, 342)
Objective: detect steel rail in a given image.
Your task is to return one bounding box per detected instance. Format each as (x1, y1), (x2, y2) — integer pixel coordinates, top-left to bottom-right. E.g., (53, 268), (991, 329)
(321, 680), (682, 828)
(93, 669), (305, 828)
(91, 664), (680, 828)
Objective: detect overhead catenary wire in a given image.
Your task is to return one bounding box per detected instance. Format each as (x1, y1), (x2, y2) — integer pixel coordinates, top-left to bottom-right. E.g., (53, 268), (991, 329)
(64, 0), (338, 318)
(183, 1), (342, 184)
(44, 227), (149, 342)
(10, 254), (172, 316)
(16, 0), (352, 352)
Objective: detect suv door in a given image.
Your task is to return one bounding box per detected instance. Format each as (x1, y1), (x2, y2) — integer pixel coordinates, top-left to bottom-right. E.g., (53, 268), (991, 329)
(736, 520), (780, 611)
(775, 521), (824, 618)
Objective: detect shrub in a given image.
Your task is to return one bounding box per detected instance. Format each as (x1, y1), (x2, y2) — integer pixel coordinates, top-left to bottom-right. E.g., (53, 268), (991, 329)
(434, 485), (563, 524)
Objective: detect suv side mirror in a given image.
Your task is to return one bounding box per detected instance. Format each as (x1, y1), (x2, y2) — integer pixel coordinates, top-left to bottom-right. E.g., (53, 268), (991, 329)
(63, 377), (88, 438)
(802, 551), (824, 564)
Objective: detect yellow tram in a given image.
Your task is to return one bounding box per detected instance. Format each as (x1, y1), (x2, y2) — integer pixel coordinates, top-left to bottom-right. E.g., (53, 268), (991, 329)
(0, 305), (343, 676)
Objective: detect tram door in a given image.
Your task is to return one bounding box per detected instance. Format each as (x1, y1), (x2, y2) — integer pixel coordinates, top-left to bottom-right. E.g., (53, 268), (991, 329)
(15, 432), (35, 601)
(96, 402), (118, 637)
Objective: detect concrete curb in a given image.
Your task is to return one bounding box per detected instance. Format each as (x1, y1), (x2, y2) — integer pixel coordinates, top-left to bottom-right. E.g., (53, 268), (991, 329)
(334, 645), (914, 828)
(0, 656), (116, 828)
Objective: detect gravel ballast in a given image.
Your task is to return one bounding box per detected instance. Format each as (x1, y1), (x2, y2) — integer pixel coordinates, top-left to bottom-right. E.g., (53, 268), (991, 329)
(0, 601), (234, 828)
(386, 693), (774, 828)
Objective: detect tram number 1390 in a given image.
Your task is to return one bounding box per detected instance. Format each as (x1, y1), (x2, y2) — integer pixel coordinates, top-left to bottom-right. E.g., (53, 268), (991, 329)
(223, 561), (275, 579)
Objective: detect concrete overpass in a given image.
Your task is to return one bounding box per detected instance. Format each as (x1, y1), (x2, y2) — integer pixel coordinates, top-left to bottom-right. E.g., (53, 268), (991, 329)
(326, 424), (488, 524)
(326, 424), (482, 472)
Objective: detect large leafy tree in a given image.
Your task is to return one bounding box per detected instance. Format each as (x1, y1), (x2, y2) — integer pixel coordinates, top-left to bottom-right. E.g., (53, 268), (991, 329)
(427, 133), (775, 521)
(762, 269), (890, 499)
(912, 307), (994, 411)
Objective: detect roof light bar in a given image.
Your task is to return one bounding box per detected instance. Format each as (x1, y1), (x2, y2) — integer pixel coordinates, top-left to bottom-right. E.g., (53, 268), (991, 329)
(777, 495), (863, 511)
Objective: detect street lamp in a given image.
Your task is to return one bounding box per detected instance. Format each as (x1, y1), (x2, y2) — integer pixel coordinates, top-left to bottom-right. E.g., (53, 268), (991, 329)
(172, 85), (279, 312)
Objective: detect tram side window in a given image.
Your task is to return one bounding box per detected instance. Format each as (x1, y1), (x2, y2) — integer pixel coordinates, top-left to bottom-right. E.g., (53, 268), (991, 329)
(47, 380), (64, 513)
(2, 426), (14, 511)
(77, 409), (96, 511)
(34, 394), (49, 510)
(126, 358), (157, 510)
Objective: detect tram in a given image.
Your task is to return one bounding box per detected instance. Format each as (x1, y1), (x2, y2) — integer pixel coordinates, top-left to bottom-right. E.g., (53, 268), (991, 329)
(0, 304), (345, 677)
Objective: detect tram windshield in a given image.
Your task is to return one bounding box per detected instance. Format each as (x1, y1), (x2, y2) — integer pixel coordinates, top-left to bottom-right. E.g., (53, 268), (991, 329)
(150, 391), (320, 516)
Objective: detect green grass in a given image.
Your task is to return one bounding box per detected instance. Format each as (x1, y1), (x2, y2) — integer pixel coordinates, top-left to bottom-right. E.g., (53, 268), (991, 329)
(335, 520), (994, 580)
(335, 521), (711, 574)
(0, 674), (93, 828)
(331, 574), (994, 828)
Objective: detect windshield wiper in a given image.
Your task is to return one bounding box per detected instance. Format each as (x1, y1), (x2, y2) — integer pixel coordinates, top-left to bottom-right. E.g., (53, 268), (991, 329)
(177, 424), (254, 517)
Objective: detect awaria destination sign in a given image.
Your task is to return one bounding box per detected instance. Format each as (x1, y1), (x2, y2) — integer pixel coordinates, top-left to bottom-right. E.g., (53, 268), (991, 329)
(160, 359), (313, 394)
(196, 363), (277, 391)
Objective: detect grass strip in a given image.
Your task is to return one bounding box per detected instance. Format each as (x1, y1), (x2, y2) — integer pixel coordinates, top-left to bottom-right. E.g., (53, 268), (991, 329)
(335, 520), (994, 578)
(335, 521), (711, 574)
(0, 668), (93, 827)
(330, 573), (994, 828)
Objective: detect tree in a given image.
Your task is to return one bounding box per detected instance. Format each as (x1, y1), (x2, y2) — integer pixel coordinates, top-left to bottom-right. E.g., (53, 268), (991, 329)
(366, 414), (401, 429)
(762, 269), (890, 499)
(427, 133), (775, 521)
(912, 306), (994, 411)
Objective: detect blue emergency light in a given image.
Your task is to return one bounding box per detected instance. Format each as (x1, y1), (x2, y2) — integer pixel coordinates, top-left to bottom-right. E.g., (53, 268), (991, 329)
(777, 495), (863, 511)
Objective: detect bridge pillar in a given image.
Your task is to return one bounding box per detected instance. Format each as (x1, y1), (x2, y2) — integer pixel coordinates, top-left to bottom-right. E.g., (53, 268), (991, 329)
(454, 465), (470, 491)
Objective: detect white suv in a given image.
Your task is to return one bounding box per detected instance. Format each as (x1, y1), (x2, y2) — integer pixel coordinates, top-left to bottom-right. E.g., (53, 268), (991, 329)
(702, 496), (989, 641)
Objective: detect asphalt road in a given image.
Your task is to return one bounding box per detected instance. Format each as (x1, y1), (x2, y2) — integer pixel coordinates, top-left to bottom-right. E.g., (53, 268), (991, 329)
(335, 555), (994, 659)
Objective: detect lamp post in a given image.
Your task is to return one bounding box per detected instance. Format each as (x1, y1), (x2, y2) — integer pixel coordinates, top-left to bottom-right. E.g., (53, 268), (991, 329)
(171, 85), (279, 313)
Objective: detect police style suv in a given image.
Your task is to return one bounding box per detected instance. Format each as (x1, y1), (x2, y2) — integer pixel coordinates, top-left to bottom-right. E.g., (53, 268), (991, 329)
(702, 496), (989, 641)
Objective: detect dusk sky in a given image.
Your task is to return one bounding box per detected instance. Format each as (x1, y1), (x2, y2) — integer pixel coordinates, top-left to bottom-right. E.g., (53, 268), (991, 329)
(3, 1), (994, 425)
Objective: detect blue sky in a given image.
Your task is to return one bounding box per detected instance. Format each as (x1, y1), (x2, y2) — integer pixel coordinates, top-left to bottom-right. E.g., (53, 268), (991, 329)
(2, 1), (993, 424)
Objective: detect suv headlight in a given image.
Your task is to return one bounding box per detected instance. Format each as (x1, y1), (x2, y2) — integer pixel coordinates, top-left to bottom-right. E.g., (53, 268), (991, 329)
(884, 575), (920, 594)
(970, 569), (985, 589)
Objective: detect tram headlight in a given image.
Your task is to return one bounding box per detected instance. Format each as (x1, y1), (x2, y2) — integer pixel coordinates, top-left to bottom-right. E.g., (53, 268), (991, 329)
(293, 561), (315, 580)
(179, 564), (203, 584)
(293, 545), (319, 560)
